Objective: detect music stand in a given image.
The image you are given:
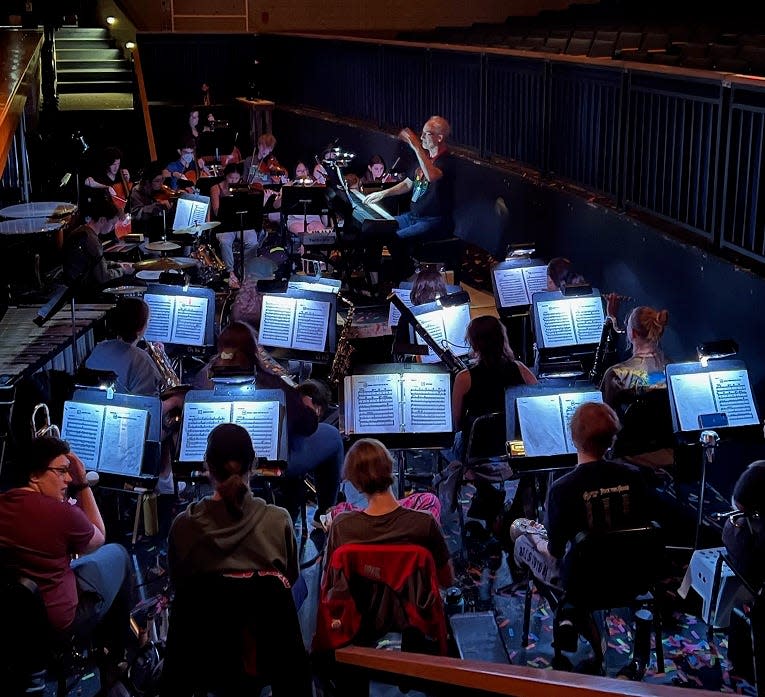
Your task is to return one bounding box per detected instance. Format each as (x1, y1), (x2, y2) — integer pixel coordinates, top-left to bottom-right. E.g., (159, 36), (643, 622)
(218, 189), (264, 282)
(279, 184), (329, 250)
(343, 363), (453, 497)
(666, 359), (761, 549)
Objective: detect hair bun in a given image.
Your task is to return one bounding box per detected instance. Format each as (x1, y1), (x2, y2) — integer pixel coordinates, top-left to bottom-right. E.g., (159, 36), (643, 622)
(656, 309), (669, 326)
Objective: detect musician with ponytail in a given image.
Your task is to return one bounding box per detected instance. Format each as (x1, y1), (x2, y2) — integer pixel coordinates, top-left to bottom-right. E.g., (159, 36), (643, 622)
(168, 423), (298, 585)
(600, 306), (670, 408)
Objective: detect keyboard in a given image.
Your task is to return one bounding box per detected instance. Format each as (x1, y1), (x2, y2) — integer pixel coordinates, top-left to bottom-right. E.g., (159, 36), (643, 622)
(348, 190), (397, 237)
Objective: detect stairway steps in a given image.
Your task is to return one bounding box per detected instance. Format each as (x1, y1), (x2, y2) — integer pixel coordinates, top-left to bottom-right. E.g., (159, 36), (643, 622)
(58, 68), (133, 82)
(56, 27), (109, 38)
(55, 37), (114, 50)
(55, 48), (122, 61)
(58, 81), (133, 94)
(56, 59), (132, 71)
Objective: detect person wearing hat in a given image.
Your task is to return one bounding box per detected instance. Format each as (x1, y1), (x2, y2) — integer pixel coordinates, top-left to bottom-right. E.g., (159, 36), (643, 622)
(167, 423), (298, 584)
(723, 460), (765, 587)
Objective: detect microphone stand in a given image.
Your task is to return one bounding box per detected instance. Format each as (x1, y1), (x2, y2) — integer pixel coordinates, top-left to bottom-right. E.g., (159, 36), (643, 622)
(387, 292), (467, 374)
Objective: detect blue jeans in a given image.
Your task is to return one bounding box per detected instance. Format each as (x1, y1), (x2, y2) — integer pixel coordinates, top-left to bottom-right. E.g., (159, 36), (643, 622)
(394, 213), (449, 241)
(287, 422), (345, 513)
(70, 543), (132, 652)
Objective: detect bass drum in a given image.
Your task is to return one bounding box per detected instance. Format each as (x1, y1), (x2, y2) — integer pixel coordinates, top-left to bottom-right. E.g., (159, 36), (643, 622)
(215, 289), (237, 338)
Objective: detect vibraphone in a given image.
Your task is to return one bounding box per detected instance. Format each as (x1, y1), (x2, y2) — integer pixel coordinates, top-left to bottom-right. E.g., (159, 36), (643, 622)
(0, 304), (111, 381)
(0, 303), (111, 470)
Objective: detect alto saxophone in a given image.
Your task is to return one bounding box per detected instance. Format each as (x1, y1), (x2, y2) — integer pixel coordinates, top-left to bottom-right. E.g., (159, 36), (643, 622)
(329, 294), (356, 385)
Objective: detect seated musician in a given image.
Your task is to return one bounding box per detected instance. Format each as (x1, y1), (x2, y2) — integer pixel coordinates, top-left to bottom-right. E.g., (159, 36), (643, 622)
(600, 306), (670, 408)
(360, 154), (397, 186)
(210, 163), (261, 287)
(61, 194), (132, 299)
(163, 139), (209, 191)
(196, 320), (345, 527)
(723, 460), (765, 588)
(325, 438), (454, 588)
(545, 256), (586, 291)
(84, 146), (131, 216)
(363, 116), (456, 281)
(451, 316), (537, 460)
(128, 161), (173, 233)
(243, 133), (287, 186)
(444, 315), (537, 522)
(392, 267), (447, 360)
(0, 436), (133, 693)
(85, 298), (186, 495)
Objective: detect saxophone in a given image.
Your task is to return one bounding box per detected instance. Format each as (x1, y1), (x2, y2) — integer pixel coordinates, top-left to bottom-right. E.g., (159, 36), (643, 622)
(144, 341), (184, 394)
(328, 294), (356, 385)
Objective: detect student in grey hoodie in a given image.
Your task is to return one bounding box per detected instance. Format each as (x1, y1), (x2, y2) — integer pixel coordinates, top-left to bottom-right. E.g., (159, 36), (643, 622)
(168, 423), (298, 585)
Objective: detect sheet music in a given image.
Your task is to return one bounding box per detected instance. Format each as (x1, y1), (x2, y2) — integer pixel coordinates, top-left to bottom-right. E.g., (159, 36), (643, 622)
(669, 372), (718, 431)
(443, 304), (471, 356)
(537, 300), (576, 348)
(170, 295), (207, 345)
(292, 298), (330, 352)
(671, 370), (758, 431)
(710, 369), (759, 427)
(259, 295), (296, 349)
(570, 296), (605, 344)
(388, 288), (414, 327)
(415, 310), (447, 363)
(232, 400), (280, 461)
(517, 395), (568, 456)
(143, 293), (174, 343)
(559, 391), (603, 454)
(98, 405), (148, 476)
(61, 401), (105, 471)
(516, 391), (602, 456)
(345, 374), (401, 434)
(494, 267), (529, 307)
(287, 279), (340, 294)
(522, 266), (550, 296)
(179, 401), (231, 461)
(402, 373), (451, 432)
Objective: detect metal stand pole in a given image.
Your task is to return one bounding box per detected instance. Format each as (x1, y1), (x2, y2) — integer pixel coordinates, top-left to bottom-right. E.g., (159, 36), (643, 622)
(695, 430), (719, 550)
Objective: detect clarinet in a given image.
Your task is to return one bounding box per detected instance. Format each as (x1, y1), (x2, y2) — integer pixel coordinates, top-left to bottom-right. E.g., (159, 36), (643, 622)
(387, 293), (467, 374)
(589, 316), (614, 385)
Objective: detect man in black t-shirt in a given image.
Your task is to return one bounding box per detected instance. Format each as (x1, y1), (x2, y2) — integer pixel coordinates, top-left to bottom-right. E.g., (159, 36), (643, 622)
(545, 402), (651, 583)
(364, 115), (456, 280)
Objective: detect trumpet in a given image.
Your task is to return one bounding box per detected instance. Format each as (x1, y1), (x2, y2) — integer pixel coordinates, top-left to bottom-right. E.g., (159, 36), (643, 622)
(31, 403), (60, 439)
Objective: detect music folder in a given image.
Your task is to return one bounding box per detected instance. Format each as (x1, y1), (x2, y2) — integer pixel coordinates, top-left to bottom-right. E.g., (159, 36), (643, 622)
(142, 283), (216, 348)
(258, 287), (337, 363)
(506, 384), (603, 458)
(343, 363), (453, 449)
(178, 386), (287, 467)
(491, 259), (549, 313)
(666, 360), (760, 436)
(532, 288), (605, 350)
(61, 390), (162, 483)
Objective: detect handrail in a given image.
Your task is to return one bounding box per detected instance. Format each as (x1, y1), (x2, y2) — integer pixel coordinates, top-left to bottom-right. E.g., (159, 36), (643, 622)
(131, 45), (156, 161)
(336, 646), (711, 697)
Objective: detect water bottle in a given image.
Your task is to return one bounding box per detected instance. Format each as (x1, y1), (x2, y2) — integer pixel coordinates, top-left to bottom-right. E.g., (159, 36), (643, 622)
(445, 586), (465, 616)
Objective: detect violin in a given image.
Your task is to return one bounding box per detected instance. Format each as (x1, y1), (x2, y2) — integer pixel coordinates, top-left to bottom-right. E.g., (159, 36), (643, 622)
(153, 184), (184, 203)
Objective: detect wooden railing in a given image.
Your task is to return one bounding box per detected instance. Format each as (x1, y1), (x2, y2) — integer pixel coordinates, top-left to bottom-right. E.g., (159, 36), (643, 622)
(131, 45), (156, 161)
(336, 646), (712, 697)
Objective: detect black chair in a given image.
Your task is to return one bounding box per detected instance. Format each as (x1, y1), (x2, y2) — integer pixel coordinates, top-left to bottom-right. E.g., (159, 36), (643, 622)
(611, 388), (675, 461)
(522, 522), (666, 677)
(719, 552), (765, 695)
(0, 569), (91, 696)
(410, 235), (464, 283)
(161, 572), (312, 697)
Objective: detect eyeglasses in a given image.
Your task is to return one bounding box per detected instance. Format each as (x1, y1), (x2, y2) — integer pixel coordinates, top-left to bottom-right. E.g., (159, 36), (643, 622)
(47, 467), (70, 477)
(421, 131), (435, 137)
(728, 510), (761, 528)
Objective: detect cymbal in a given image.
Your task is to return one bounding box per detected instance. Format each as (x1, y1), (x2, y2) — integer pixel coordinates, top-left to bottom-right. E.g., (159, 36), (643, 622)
(146, 240), (181, 252)
(174, 221), (221, 234)
(134, 257), (194, 271)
